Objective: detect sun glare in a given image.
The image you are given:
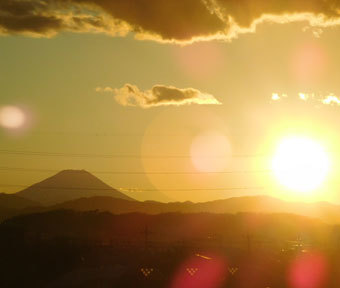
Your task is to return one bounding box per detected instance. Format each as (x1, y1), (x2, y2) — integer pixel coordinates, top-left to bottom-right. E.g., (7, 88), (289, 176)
(272, 137), (330, 193)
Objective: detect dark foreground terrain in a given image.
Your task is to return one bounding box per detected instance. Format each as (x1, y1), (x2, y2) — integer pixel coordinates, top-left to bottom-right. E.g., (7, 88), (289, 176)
(1, 210), (340, 288)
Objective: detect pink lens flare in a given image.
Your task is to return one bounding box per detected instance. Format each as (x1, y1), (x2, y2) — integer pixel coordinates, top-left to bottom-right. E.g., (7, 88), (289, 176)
(171, 253), (228, 288)
(288, 251), (328, 288)
(173, 42), (224, 81)
(292, 42), (328, 85)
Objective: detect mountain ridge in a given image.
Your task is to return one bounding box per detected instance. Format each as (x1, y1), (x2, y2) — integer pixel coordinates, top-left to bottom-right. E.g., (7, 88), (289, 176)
(48, 194), (340, 224)
(15, 169), (133, 205)
(5, 170), (340, 224)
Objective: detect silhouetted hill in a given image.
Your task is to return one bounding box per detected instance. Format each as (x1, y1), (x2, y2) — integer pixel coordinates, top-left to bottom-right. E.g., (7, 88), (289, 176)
(0, 210), (331, 246)
(15, 170), (133, 205)
(0, 193), (40, 209)
(52, 195), (340, 224)
(0, 193), (41, 222)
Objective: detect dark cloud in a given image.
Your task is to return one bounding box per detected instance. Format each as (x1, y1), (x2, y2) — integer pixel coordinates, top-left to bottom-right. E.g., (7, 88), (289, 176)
(82, 0), (226, 40)
(96, 84), (221, 108)
(215, 0), (337, 27)
(1, 0), (340, 41)
(0, 1), (59, 35)
(0, 0), (127, 36)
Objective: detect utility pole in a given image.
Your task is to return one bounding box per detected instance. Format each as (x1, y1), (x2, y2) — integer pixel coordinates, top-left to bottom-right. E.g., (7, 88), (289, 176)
(245, 232), (252, 254)
(143, 225), (150, 250)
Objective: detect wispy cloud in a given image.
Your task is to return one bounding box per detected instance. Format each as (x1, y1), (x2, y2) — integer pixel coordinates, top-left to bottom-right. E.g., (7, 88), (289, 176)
(271, 92), (340, 106)
(322, 95), (340, 105)
(95, 87), (113, 93)
(2, 0), (340, 43)
(96, 84), (221, 108)
(298, 93), (309, 101)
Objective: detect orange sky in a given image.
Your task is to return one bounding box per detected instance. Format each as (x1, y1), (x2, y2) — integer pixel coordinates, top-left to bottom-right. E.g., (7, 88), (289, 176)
(2, 1), (340, 203)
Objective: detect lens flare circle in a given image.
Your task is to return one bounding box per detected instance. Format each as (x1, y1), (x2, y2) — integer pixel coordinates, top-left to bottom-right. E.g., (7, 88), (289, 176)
(288, 252), (328, 288)
(190, 131), (232, 172)
(0, 106), (26, 129)
(272, 137), (330, 193)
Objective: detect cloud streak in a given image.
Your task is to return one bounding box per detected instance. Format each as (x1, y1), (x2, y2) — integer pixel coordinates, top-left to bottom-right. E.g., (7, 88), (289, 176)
(2, 0), (340, 42)
(322, 95), (340, 105)
(97, 84), (221, 108)
(271, 92), (340, 107)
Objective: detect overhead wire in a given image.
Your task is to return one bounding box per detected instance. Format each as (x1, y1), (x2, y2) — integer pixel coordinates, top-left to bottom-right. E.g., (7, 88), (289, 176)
(0, 183), (265, 192)
(0, 149), (265, 159)
(0, 166), (272, 175)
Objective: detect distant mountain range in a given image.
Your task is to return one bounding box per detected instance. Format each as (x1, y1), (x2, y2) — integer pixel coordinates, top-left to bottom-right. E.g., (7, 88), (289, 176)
(1, 170), (340, 224)
(52, 195), (340, 224)
(0, 193), (40, 221)
(15, 170), (133, 205)
(0, 193), (40, 209)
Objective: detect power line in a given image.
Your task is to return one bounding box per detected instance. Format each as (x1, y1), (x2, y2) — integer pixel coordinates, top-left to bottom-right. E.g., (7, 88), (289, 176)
(0, 166), (272, 175)
(0, 183), (265, 192)
(0, 149), (264, 159)
(31, 131), (188, 137)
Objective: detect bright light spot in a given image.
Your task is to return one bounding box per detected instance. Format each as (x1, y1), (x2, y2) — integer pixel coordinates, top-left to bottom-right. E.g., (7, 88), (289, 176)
(292, 42), (327, 84)
(272, 93), (280, 101)
(298, 93), (308, 101)
(272, 137), (330, 193)
(322, 94), (340, 105)
(0, 106), (26, 129)
(173, 42), (224, 81)
(190, 131), (231, 172)
(171, 254), (227, 288)
(288, 252), (328, 288)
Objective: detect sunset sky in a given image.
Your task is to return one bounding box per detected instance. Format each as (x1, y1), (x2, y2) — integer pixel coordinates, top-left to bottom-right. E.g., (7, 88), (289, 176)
(2, 0), (340, 203)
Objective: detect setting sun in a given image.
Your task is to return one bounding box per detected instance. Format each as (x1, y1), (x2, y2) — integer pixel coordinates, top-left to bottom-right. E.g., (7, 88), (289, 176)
(272, 137), (331, 193)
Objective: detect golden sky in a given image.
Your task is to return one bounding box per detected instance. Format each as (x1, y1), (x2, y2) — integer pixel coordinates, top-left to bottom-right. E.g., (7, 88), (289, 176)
(2, 1), (340, 203)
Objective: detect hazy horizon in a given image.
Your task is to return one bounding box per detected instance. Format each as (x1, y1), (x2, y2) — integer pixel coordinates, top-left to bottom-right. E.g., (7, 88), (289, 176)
(2, 168), (340, 206)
